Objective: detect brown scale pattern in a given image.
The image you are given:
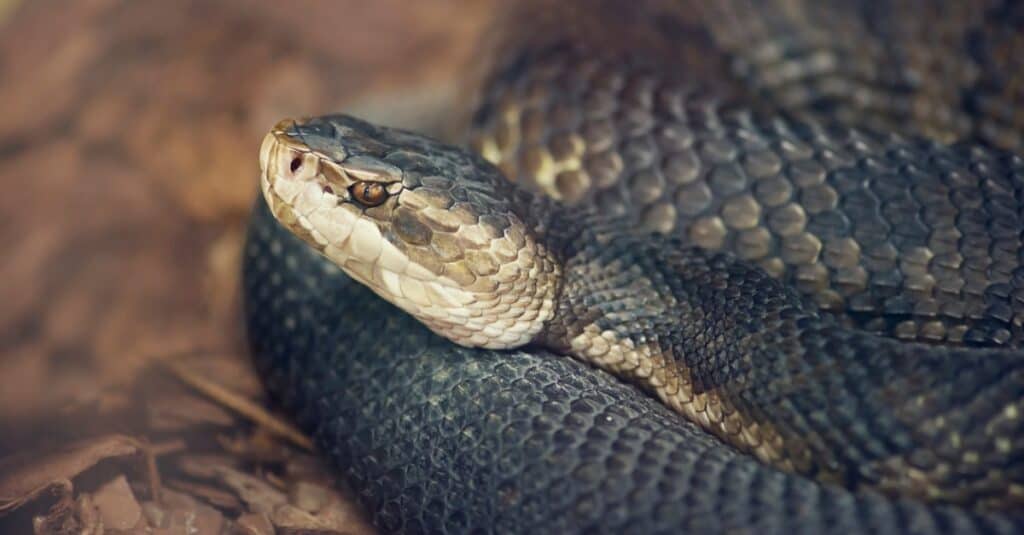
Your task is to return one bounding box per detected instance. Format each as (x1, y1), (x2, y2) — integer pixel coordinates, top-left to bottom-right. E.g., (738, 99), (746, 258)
(246, 202), (1024, 530)
(477, 0), (1024, 152)
(471, 43), (1024, 347)
(266, 116), (564, 349)
(247, 0), (1024, 529)
(540, 233), (1024, 508)
(456, 0), (1024, 507)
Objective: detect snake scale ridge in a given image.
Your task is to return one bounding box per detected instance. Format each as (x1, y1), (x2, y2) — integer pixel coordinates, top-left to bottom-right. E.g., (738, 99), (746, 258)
(243, 1), (1024, 532)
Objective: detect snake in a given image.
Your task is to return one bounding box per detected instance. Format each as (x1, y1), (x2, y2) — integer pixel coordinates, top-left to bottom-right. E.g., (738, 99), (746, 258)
(242, 1), (1024, 533)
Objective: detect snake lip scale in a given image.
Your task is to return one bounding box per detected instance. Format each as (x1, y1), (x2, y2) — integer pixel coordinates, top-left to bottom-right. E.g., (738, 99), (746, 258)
(245, 2), (1024, 533)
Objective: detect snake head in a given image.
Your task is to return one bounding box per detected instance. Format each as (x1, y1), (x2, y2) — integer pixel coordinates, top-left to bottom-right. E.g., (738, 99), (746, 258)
(259, 114), (560, 348)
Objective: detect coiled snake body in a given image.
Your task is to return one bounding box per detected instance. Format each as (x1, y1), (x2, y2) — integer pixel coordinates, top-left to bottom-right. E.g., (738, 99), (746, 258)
(244, 1), (1024, 532)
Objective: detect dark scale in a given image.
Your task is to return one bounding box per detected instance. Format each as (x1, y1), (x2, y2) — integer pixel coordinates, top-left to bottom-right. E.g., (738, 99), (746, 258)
(247, 0), (1024, 532)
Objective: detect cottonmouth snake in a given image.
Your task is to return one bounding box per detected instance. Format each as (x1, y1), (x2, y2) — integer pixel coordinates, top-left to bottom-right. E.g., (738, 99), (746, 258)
(243, 1), (1024, 532)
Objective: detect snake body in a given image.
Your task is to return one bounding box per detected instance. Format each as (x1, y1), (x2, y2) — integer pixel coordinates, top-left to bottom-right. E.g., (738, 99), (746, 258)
(244, 1), (1024, 532)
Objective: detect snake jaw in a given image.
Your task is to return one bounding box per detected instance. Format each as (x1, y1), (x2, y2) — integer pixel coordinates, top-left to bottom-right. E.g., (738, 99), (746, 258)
(258, 114), (564, 349)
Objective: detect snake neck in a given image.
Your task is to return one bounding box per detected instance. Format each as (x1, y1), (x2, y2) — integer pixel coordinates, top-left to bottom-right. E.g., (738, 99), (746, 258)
(534, 233), (811, 467)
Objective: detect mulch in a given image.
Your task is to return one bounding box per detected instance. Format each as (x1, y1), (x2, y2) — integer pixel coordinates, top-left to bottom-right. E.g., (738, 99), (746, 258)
(0, 0), (493, 532)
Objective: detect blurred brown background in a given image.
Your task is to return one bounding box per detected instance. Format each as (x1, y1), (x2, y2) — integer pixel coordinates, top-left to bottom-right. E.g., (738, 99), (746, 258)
(0, 1), (494, 532)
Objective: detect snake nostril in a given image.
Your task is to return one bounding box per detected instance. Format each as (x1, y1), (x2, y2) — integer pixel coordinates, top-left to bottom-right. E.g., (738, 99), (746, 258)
(290, 157), (303, 173)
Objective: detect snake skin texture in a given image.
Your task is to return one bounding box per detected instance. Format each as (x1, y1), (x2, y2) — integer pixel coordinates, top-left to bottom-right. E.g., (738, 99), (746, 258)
(245, 202), (1023, 533)
(476, 0), (1024, 152)
(470, 3), (1024, 348)
(244, 0), (1024, 532)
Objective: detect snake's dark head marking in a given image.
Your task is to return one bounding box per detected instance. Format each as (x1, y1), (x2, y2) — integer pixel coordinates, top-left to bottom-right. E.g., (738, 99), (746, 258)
(259, 114), (562, 348)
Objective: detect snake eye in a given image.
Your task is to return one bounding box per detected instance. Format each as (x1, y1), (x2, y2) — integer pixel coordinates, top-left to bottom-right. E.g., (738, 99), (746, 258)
(350, 181), (388, 207)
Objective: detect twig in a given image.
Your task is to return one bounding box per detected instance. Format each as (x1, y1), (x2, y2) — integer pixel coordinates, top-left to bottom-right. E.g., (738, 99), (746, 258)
(166, 361), (314, 451)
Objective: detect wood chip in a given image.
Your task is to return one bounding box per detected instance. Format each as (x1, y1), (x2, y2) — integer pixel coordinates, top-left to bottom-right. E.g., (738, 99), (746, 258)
(152, 489), (226, 535)
(0, 434), (141, 516)
(217, 429), (291, 464)
(235, 512), (275, 535)
(289, 481), (329, 514)
(167, 479), (243, 512)
(92, 475), (142, 530)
